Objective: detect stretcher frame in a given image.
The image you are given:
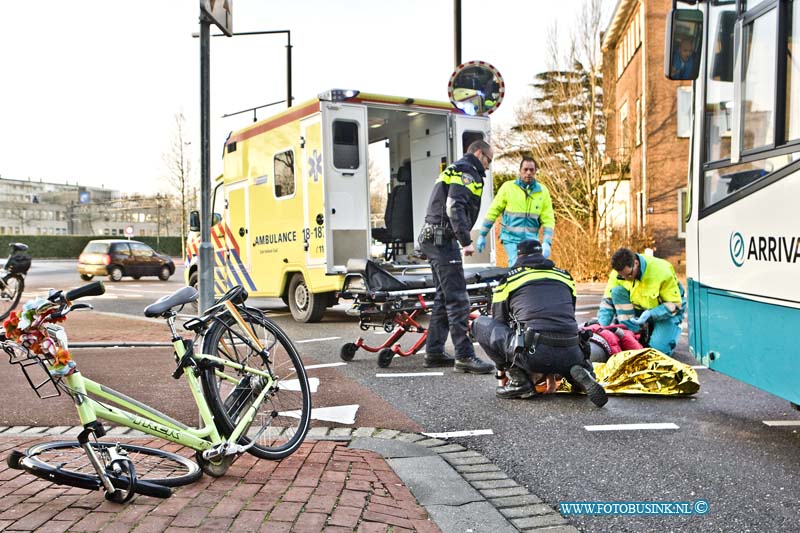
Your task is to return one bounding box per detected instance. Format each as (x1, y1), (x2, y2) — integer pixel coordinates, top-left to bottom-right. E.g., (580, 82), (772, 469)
(338, 259), (506, 367)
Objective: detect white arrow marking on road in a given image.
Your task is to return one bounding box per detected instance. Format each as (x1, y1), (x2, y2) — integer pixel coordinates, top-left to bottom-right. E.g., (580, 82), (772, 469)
(585, 423), (680, 431)
(305, 362), (347, 369)
(296, 336), (341, 344)
(762, 420), (800, 426)
(281, 404), (359, 425)
(376, 372), (444, 377)
(281, 377), (319, 393)
(422, 429), (494, 438)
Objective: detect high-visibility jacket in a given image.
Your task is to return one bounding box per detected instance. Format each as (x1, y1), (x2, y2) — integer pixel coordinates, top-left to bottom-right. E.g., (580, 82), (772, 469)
(479, 178), (555, 245)
(599, 254), (684, 321)
(423, 153), (485, 246)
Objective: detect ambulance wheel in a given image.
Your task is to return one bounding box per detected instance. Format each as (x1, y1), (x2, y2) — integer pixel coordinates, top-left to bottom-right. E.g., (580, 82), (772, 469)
(287, 273), (326, 323)
(340, 343), (358, 361)
(377, 348), (394, 368)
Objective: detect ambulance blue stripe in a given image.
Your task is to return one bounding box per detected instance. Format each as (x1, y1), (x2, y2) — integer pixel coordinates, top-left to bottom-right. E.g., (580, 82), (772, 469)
(230, 249), (257, 291)
(225, 255), (245, 287)
(214, 251), (236, 289)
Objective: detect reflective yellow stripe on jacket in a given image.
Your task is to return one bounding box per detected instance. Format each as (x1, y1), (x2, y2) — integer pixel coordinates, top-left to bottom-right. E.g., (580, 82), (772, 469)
(493, 268), (576, 303)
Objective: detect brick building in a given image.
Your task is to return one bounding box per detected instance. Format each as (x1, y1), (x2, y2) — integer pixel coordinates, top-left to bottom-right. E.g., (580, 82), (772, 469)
(601, 0), (691, 269)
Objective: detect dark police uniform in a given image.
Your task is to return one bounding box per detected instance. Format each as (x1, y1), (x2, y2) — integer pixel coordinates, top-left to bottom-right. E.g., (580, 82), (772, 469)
(473, 252), (591, 377)
(418, 153), (485, 360)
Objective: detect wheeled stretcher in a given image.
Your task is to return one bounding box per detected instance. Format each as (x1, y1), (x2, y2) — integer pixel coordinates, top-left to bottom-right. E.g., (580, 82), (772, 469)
(338, 258), (507, 367)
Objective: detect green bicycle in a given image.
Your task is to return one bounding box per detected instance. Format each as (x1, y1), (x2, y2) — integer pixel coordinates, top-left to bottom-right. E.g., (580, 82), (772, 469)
(2, 281), (311, 503)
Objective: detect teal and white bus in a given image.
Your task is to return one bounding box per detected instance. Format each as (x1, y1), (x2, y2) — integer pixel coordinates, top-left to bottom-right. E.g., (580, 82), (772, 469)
(666, 0), (800, 405)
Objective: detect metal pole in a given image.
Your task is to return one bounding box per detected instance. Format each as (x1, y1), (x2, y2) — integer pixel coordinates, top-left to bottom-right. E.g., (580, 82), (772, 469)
(199, 16), (214, 313)
(286, 32), (293, 108)
(454, 0), (462, 68)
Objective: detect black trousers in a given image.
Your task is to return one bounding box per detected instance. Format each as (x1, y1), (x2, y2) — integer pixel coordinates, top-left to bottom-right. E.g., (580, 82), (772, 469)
(472, 315), (591, 377)
(420, 239), (475, 359)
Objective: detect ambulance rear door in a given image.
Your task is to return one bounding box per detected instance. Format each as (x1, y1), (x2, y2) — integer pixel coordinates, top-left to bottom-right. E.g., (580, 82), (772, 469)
(321, 103), (370, 272)
(450, 114), (493, 264)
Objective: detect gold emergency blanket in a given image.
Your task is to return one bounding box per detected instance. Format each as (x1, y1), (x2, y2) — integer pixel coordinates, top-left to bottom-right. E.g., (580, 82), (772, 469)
(558, 348), (700, 396)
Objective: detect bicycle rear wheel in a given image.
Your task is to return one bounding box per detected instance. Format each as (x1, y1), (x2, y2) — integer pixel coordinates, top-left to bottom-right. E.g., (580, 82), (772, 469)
(200, 308), (311, 460)
(20, 441), (201, 494)
(0, 274), (23, 321)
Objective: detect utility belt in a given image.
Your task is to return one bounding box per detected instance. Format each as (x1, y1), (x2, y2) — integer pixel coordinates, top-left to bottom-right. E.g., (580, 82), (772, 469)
(419, 223), (455, 246)
(512, 326), (580, 356)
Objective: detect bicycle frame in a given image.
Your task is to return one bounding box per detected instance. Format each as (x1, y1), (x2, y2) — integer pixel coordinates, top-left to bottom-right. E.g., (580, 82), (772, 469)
(60, 330), (276, 453)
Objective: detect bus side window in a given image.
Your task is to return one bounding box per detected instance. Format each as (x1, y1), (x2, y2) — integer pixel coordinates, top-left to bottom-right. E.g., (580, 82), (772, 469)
(711, 11), (736, 82)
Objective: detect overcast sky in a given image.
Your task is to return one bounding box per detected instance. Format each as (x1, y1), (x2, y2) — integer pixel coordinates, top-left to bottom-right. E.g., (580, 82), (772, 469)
(0, 1), (612, 194)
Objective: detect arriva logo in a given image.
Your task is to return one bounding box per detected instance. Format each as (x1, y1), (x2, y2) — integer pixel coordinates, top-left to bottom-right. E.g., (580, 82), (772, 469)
(730, 231), (745, 267)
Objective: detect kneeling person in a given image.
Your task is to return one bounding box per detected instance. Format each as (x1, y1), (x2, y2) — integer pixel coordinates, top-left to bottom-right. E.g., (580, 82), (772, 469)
(472, 239), (607, 407)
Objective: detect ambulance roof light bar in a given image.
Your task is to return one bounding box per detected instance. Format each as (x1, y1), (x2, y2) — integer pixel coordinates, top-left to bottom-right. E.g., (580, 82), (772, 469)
(319, 89), (360, 102)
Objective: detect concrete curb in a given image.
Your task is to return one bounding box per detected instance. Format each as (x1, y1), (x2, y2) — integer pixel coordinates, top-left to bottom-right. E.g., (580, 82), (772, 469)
(0, 425), (578, 532)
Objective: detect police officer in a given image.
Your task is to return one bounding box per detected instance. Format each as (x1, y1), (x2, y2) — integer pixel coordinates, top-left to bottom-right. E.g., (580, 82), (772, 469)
(418, 140), (494, 374)
(597, 247), (685, 355)
(475, 157), (555, 266)
(472, 239), (608, 406)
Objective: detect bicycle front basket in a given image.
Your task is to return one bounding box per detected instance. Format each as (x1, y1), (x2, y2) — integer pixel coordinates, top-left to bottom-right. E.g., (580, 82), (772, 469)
(2, 341), (61, 399)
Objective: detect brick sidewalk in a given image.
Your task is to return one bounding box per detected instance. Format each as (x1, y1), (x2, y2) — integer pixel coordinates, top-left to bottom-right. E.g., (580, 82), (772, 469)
(0, 437), (440, 533)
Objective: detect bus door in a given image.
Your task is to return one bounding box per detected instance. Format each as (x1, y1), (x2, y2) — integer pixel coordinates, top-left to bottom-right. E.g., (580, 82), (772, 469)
(450, 114), (493, 264)
(321, 103), (370, 272)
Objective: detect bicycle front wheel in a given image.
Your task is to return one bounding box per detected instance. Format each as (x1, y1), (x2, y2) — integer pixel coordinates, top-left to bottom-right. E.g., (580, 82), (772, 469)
(200, 308), (311, 460)
(21, 441), (201, 493)
(0, 274), (23, 321)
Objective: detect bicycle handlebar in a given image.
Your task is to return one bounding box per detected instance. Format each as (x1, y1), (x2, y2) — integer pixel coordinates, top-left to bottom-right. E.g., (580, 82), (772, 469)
(66, 281), (106, 302)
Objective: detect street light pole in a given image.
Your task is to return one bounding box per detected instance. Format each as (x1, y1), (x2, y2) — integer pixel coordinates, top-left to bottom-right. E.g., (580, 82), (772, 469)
(198, 13), (214, 313)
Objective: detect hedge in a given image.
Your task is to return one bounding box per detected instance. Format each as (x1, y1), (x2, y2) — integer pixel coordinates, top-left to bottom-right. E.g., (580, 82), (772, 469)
(0, 236), (183, 259)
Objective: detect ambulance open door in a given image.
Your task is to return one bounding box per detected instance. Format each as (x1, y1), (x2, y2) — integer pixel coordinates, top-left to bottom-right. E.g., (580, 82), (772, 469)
(450, 114), (493, 264)
(321, 103), (370, 272)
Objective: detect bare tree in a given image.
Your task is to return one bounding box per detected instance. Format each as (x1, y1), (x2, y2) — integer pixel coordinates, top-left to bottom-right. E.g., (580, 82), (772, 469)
(493, 0), (646, 279)
(162, 112), (195, 260)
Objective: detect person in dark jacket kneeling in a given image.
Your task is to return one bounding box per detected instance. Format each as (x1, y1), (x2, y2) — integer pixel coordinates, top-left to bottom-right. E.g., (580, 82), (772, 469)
(472, 239), (608, 406)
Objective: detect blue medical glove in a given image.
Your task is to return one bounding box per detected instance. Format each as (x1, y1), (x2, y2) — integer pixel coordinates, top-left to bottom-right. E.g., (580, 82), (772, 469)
(476, 235), (487, 253)
(630, 310), (652, 325)
(541, 241), (551, 258)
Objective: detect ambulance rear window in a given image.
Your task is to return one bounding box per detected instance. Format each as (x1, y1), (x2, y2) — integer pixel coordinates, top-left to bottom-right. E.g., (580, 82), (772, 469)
(333, 120), (360, 169)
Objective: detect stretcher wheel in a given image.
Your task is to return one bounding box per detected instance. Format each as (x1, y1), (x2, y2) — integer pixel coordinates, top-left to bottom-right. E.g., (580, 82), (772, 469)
(383, 322), (394, 333)
(340, 343), (358, 361)
(377, 348), (394, 368)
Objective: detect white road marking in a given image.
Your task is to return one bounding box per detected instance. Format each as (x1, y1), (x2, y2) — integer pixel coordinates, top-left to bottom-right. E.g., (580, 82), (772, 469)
(282, 377), (319, 393)
(575, 311), (591, 316)
(304, 362), (347, 369)
(691, 365), (707, 369)
(376, 372), (444, 377)
(296, 336), (341, 344)
(422, 429), (494, 438)
(281, 404), (359, 425)
(762, 420), (800, 427)
(585, 423), (680, 431)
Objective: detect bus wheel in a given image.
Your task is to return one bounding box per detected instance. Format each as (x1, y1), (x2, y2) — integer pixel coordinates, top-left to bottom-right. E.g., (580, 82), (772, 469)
(288, 273), (326, 323)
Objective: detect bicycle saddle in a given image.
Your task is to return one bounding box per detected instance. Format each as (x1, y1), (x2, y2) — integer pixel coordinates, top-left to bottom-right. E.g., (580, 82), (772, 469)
(144, 286), (198, 317)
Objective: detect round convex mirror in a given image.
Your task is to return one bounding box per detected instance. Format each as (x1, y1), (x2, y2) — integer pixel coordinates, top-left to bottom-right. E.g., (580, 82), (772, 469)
(448, 61), (505, 116)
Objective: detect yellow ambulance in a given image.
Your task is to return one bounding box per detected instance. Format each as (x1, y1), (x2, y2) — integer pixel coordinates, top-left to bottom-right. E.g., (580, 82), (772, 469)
(186, 89), (493, 322)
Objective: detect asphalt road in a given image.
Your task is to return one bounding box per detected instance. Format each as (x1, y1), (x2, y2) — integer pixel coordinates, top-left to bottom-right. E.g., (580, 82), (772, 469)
(14, 261), (800, 532)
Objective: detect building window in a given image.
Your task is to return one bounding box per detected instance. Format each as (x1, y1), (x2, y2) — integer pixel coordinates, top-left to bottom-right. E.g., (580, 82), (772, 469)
(616, 4), (642, 78)
(678, 188), (688, 238)
(620, 101), (630, 153)
(274, 150), (296, 198)
(635, 98), (642, 146)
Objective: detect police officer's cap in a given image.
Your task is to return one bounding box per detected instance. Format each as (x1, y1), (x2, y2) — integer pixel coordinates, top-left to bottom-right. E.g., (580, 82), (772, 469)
(517, 239), (543, 257)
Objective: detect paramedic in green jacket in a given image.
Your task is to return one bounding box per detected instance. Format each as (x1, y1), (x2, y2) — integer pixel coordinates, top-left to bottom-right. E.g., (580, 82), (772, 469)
(475, 157), (555, 266)
(597, 247), (685, 356)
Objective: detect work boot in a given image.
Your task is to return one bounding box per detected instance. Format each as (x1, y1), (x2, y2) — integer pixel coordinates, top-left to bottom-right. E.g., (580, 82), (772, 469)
(569, 365), (608, 407)
(496, 367), (535, 399)
(454, 355), (494, 374)
(423, 351), (455, 368)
